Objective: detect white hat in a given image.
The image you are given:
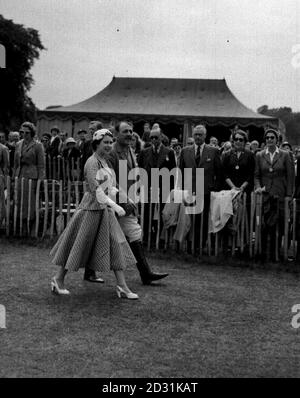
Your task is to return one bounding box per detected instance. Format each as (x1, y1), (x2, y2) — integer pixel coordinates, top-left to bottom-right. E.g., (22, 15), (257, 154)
(92, 128), (112, 141)
(65, 137), (76, 144)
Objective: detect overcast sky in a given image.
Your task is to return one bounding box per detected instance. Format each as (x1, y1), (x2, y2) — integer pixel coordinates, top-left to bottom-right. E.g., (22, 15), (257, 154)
(1, 0), (300, 112)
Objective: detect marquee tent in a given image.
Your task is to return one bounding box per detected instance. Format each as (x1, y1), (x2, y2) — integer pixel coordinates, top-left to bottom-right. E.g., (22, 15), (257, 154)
(37, 77), (278, 142)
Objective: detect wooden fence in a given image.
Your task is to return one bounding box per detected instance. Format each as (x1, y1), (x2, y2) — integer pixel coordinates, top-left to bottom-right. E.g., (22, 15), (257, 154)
(0, 175), (298, 261)
(45, 155), (82, 182)
(0, 175), (85, 239)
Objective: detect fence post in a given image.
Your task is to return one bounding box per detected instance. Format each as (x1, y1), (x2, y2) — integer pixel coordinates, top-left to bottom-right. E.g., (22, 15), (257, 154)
(19, 177), (24, 236)
(155, 190), (161, 251)
(13, 177), (18, 236)
(240, 193), (246, 254)
(48, 156), (52, 180)
(62, 157), (66, 184)
(258, 194), (262, 255)
(147, 187), (153, 251)
(27, 179), (32, 236)
(71, 158), (75, 182)
(191, 213), (196, 256)
(42, 179), (49, 238)
(254, 193), (262, 256)
(67, 180), (71, 224)
(50, 180), (56, 238)
(75, 181), (79, 208)
(207, 222), (211, 257)
(249, 192), (255, 258)
(292, 198), (297, 259)
(199, 211), (204, 257)
(57, 180), (64, 235)
(283, 197), (290, 261)
(35, 179), (41, 238)
(5, 176), (11, 237)
(58, 157), (61, 181)
(83, 181), (87, 193)
(53, 157), (56, 181)
(215, 232), (219, 256)
(76, 158), (80, 181)
(140, 186), (145, 242)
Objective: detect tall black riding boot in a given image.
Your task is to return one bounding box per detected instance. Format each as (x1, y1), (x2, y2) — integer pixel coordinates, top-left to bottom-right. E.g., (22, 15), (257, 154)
(129, 240), (168, 285)
(83, 267), (104, 283)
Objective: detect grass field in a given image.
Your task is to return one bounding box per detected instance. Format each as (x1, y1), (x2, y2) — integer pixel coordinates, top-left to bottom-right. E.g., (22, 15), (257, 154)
(1, 237), (300, 378)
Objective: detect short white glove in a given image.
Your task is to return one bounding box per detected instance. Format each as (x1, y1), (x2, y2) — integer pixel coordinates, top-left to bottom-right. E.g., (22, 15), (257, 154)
(109, 186), (119, 196)
(109, 201), (126, 217)
(96, 186), (125, 216)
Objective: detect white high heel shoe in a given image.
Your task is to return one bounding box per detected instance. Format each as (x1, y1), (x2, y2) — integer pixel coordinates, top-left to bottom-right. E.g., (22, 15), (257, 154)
(51, 278), (70, 295)
(116, 285), (138, 300)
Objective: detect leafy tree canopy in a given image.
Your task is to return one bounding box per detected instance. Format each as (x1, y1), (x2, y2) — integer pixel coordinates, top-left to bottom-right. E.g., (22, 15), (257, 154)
(0, 14), (45, 132)
(257, 105), (300, 146)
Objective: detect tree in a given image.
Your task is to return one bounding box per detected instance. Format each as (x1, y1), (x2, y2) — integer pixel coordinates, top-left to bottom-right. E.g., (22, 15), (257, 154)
(257, 105), (300, 145)
(0, 14), (45, 132)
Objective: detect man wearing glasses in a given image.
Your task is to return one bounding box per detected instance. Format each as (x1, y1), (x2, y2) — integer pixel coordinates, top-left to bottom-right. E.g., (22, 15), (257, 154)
(107, 121), (169, 285)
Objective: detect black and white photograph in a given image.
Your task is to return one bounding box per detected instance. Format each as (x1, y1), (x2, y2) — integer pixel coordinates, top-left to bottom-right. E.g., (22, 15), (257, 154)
(1, 0), (300, 381)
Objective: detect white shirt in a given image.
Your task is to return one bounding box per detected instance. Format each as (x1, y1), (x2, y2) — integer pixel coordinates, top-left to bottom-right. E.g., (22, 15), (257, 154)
(152, 143), (162, 154)
(265, 147), (279, 164)
(50, 135), (57, 144)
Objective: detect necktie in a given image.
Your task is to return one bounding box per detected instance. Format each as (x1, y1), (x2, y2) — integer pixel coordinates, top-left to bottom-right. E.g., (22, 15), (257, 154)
(127, 149), (133, 169)
(195, 145), (201, 166)
(153, 148), (159, 167)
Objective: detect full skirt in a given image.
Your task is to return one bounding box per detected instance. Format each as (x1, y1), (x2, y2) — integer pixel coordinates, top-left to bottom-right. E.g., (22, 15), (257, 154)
(50, 207), (136, 272)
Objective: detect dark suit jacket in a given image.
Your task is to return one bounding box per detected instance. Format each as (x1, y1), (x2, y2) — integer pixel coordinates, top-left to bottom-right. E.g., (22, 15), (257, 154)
(138, 144), (176, 175)
(138, 144), (176, 200)
(108, 142), (139, 206)
(48, 135), (61, 158)
(222, 149), (255, 193)
(179, 143), (222, 195)
(254, 148), (294, 198)
(80, 141), (93, 166)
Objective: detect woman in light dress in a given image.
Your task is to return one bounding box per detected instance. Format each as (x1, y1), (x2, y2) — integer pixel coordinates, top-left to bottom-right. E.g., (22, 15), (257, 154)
(50, 129), (138, 300)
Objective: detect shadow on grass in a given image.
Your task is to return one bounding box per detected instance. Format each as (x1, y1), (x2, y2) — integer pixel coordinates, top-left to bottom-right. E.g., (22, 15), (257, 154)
(1, 237), (300, 377)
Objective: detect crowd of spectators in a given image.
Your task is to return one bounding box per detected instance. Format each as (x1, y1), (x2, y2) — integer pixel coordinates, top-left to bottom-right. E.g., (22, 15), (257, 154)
(1, 120), (300, 258)
(2, 121), (299, 183)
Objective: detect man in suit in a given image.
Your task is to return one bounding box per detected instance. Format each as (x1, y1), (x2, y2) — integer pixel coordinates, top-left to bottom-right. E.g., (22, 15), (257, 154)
(138, 127), (177, 243)
(179, 124), (222, 252)
(58, 131), (68, 155)
(141, 122), (151, 144)
(76, 129), (86, 153)
(48, 126), (61, 158)
(108, 121), (168, 285)
(138, 127), (176, 181)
